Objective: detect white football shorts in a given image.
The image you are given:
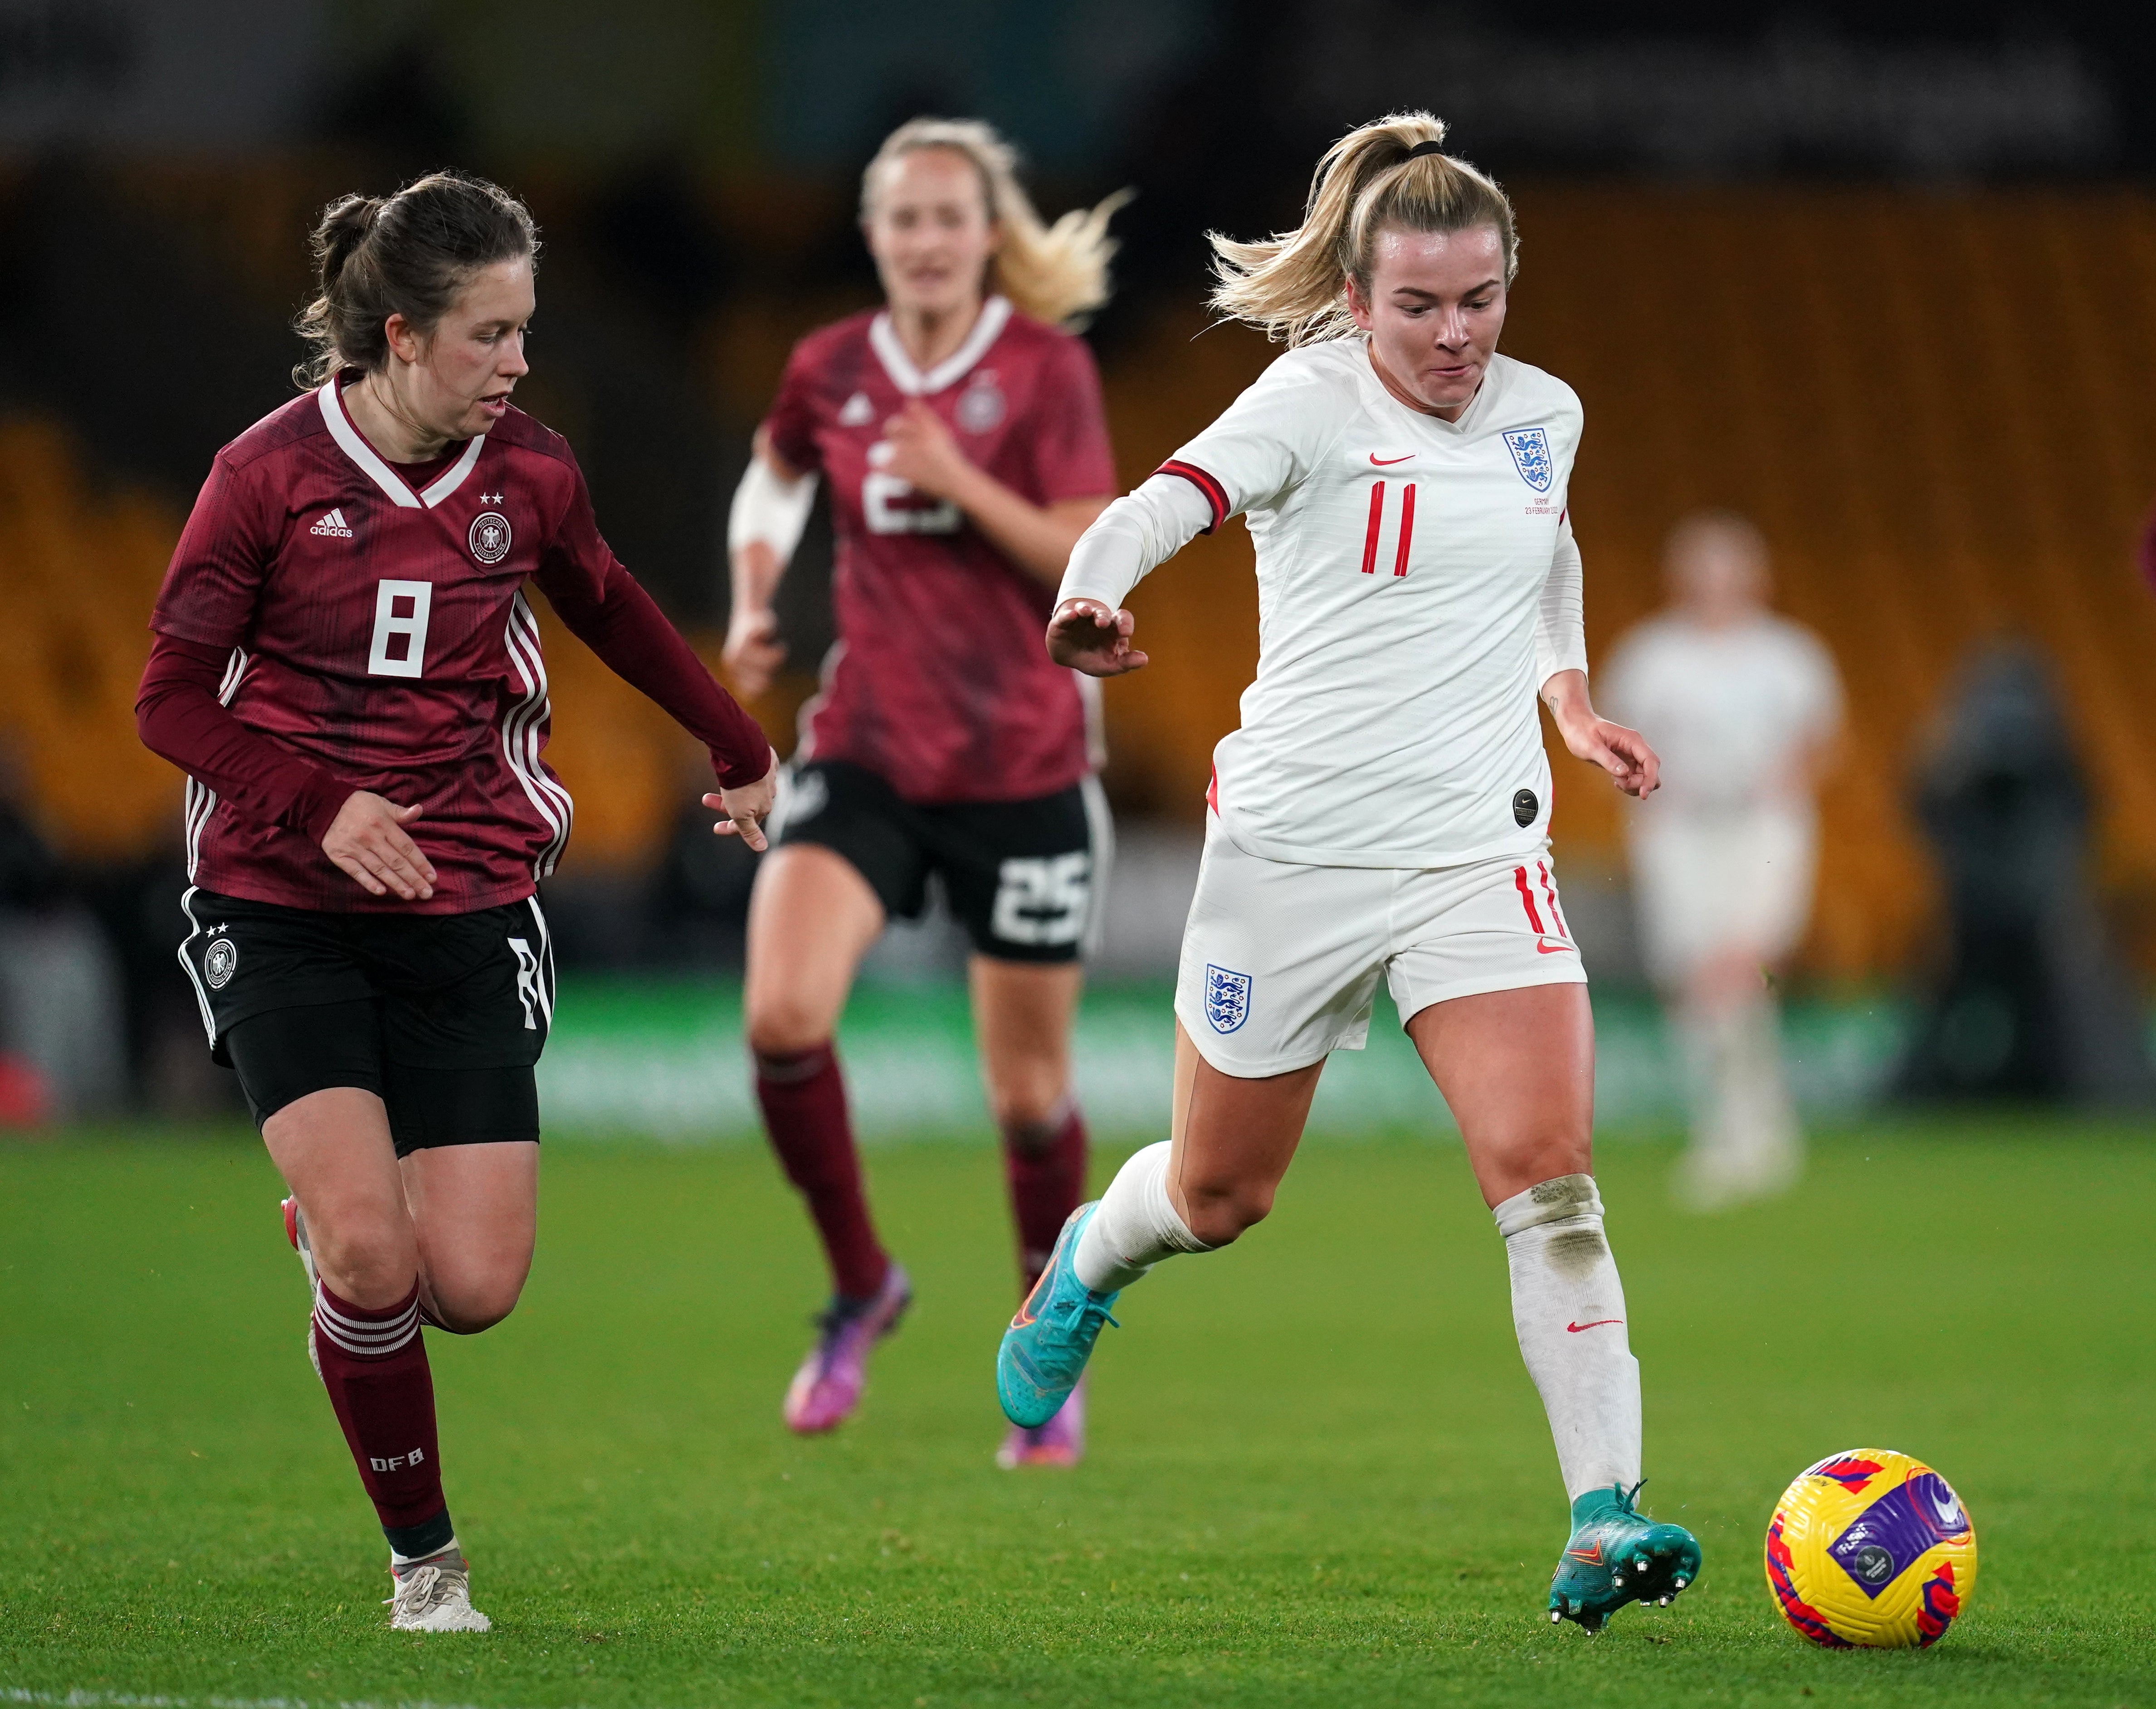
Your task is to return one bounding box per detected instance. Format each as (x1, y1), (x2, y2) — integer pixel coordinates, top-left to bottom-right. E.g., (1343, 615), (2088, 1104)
(1626, 803), (1817, 986)
(1173, 817), (1588, 1078)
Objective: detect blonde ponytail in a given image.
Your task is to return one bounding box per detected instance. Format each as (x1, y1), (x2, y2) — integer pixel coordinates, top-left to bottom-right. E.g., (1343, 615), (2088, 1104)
(862, 117), (1130, 329)
(1208, 112), (1517, 346)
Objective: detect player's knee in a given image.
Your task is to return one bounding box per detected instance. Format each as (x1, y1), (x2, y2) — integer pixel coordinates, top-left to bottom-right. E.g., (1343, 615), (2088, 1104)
(1180, 1176), (1274, 1247)
(746, 1006), (834, 1064)
(315, 1231), (418, 1311)
(1494, 1134), (1593, 1202)
(426, 1272), (525, 1335)
(992, 1086), (1070, 1153)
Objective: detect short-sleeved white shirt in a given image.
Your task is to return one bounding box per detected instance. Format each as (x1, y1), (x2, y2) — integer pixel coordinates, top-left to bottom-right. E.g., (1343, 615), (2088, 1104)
(1163, 342), (1585, 868)
(1598, 614), (1841, 813)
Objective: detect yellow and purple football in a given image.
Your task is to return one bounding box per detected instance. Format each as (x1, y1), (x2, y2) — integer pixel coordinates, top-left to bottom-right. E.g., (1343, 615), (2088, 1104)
(1765, 1450), (1976, 1648)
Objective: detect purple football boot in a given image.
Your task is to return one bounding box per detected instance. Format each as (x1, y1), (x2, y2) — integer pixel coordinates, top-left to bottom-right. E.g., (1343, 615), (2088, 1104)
(782, 1262), (912, 1434)
(995, 1375), (1086, 1468)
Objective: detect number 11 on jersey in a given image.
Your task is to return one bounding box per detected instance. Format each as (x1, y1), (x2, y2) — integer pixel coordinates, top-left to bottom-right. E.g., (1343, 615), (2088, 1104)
(1361, 481), (1417, 578)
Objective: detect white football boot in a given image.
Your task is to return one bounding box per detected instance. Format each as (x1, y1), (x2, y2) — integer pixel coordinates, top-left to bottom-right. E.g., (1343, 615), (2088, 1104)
(386, 1545), (492, 1632)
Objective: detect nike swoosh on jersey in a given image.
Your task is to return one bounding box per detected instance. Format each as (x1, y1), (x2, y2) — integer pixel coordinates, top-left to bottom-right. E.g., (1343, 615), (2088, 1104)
(1368, 453), (1416, 465)
(1566, 1319), (1623, 1333)
(1537, 939), (1575, 954)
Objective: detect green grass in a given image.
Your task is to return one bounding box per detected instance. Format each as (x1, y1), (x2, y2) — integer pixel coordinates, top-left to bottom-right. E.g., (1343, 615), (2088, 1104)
(3, 1118), (2153, 1707)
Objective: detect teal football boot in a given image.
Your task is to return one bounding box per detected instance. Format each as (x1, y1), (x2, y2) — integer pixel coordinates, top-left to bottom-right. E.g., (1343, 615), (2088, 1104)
(997, 1203), (1119, 1429)
(1548, 1480), (1701, 1633)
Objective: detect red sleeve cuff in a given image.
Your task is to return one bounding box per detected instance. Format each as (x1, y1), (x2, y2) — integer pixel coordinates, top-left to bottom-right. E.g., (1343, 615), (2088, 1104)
(710, 744), (773, 791)
(289, 769), (355, 842)
(1156, 460), (1227, 534)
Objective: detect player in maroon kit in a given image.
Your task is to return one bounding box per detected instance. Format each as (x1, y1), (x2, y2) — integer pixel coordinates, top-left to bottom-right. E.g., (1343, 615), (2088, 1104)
(134, 172), (775, 1631)
(725, 118), (1123, 1464)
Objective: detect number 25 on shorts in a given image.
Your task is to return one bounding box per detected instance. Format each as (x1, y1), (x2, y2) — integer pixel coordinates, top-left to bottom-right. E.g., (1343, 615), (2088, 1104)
(991, 853), (1092, 947)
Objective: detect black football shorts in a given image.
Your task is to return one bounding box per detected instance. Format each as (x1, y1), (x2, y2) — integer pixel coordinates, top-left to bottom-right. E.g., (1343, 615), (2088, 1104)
(772, 760), (1112, 964)
(178, 887), (554, 1154)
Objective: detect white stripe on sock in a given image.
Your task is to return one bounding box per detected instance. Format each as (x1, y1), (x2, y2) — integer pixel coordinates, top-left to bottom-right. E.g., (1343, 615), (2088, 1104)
(313, 1297), (421, 1358)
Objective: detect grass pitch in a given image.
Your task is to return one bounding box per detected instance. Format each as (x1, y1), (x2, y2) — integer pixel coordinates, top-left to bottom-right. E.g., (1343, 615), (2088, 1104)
(3, 1117), (2152, 1708)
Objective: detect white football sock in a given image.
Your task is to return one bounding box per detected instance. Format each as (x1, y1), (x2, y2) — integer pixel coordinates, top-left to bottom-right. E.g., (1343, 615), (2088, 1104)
(1724, 993), (1800, 1162)
(1494, 1173), (1642, 1505)
(1073, 1140), (1210, 1292)
(1678, 993), (1802, 1205)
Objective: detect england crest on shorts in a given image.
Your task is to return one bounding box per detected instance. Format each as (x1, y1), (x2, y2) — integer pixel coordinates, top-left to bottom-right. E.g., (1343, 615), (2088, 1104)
(1502, 426), (1554, 493)
(1203, 964), (1251, 1034)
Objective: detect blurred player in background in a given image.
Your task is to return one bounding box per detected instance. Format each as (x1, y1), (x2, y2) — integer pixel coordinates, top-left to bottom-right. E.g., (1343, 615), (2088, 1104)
(1600, 514), (1842, 1210)
(725, 119), (1124, 1465)
(995, 113), (1702, 1631)
(136, 174), (775, 1631)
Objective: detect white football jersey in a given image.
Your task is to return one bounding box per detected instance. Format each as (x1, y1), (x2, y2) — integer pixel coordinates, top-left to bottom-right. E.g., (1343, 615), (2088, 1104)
(1065, 340), (1588, 868)
(1599, 614), (1841, 813)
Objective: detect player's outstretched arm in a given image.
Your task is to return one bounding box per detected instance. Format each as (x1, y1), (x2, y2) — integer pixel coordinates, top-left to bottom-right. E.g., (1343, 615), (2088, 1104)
(1044, 472), (1216, 673)
(1542, 669), (1660, 800)
(532, 475), (776, 827)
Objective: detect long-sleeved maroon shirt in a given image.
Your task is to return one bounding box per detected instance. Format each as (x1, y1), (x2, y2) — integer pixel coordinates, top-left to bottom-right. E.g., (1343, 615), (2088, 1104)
(138, 376), (769, 913)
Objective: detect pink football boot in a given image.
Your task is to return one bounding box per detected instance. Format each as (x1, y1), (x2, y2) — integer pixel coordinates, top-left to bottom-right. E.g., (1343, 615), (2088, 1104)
(995, 1376), (1086, 1468)
(782, 1263), (912, 1434)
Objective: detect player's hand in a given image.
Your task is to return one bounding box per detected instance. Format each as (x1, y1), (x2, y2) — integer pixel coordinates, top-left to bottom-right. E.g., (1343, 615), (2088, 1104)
(723, 595), (786, 698)
(703, 751), (779, 852)
(1562, 716), (1660, 799)
(322, 790), (437, 901)
(879, 399), (974, 501)
(1048, 597), (1149, 677)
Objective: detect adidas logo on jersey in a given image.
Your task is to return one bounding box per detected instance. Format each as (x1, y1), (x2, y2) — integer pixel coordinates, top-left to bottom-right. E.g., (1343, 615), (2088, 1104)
(839, 391), (875, 427)
(309, 508), (354, 538)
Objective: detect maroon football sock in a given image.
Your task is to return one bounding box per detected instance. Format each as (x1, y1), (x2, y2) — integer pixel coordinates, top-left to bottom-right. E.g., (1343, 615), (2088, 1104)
(312, 1281), (454, 1559)
(1003, 1100), (1089, 1294)
(754, 1043), (891, 1300)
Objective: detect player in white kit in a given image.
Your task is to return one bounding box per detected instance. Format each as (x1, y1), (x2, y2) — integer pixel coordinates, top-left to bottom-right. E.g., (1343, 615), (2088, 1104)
(994, 113), (1701, 1632)
(1600, 513), (1843, 1209)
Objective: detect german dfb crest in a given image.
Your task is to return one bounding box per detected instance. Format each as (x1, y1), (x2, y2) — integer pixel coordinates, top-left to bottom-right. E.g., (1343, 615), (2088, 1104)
(1203, 964), (1251, 1034)
(469, 511), (512, 565)
(1502, 426), (1554, 493)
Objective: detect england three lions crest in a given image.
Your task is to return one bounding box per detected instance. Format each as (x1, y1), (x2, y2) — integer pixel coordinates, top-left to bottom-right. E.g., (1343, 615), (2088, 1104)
(1203, 964), (1251, 1034)
(1503, 426), (1554, 493)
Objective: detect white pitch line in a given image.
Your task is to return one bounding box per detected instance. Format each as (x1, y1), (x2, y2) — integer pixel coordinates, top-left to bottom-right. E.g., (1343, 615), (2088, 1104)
(4, 1691), (591, 1709)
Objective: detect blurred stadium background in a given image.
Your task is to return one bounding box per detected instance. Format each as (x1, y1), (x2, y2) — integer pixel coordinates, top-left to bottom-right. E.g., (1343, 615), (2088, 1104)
(4, 0), (2156, 1138)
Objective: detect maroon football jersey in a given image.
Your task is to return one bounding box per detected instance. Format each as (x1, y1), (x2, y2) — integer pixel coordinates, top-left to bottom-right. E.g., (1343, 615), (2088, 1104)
(763, 297), (1117, 804)
(150, 378), (740, 913)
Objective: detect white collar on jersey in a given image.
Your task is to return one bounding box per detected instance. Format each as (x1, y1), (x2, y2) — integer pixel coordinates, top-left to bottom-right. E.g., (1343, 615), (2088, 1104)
(867, 295), (1012, 396)
(317, 378), (488, 509)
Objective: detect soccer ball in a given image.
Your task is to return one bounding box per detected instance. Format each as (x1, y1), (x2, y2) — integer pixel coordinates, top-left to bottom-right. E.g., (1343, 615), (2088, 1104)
(1765, 1449), (1977, 1648)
